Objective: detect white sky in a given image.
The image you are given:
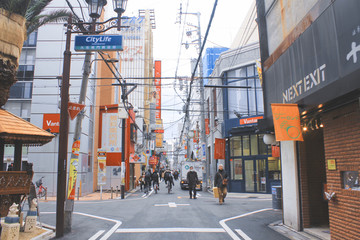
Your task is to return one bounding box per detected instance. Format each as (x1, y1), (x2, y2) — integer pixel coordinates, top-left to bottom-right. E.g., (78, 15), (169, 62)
(124, 0), (254, 140)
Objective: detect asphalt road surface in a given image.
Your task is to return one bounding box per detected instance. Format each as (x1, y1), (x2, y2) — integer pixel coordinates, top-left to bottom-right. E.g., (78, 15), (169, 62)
(38, 180), (288, 240)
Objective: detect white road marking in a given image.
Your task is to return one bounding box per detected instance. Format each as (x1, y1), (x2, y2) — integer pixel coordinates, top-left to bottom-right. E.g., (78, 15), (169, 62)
(40, 211), (121, 240)
(235, 229), (252, 240)
(219, 208), (272, 240)
(142, 189), (154, 198)
(116, 228), (226, 233)
(154, 202), (190, 207)
(88, 230), (105, 240)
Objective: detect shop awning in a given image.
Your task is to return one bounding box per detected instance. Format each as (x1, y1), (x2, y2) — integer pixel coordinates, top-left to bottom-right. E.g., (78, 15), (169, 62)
(0, 109), (54, 145)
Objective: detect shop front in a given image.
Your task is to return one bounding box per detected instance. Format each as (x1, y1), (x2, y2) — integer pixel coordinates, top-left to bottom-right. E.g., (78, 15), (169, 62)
(226, 123), (281, 194)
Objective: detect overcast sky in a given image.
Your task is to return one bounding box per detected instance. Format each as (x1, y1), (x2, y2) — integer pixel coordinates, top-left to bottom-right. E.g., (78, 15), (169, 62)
(124, 0), (254, 141)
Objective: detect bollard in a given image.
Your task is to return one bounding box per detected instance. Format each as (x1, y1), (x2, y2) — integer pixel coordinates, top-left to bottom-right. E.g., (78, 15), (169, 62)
(111, 187), (113, 199)
(77, 187), (80, 201)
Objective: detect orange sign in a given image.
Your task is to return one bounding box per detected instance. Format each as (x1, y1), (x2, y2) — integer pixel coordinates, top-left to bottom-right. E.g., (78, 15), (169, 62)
(154, 61), (161, 119)
(214, 138), (226, 159)
(240, 116), (263, 125)
(271, 104), (303, 141)
(205, 119), (210, 135)
(72, 140), (80, 156)
(68, 102), (85, 120)
(43, 113), (60, 133)
(149, 156), (158, 165)
(272, 145), (280, 157)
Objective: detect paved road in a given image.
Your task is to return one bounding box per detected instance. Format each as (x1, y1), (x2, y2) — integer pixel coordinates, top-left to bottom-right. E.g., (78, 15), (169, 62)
(38, 180), (288, 240)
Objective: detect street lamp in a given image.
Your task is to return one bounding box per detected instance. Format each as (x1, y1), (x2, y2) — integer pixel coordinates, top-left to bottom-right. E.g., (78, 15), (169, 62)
(56, 0), (128, 237)
(86, 0), (107, 19)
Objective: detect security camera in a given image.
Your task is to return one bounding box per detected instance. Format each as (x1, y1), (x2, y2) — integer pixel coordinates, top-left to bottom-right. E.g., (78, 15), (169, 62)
(133, 106), (139, 113)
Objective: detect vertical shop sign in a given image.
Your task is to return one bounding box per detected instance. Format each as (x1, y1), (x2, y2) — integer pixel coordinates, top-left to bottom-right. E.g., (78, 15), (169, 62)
(205, 118), (210, 135)
(154, 60), (161, 119)
(271, 104), (303, 141)
(97, 150), (107, 185)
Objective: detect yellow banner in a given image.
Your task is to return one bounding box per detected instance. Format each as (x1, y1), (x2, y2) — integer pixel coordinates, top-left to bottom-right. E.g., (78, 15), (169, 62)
(67, 157), (78, 199)
(271, 103), (303, 141)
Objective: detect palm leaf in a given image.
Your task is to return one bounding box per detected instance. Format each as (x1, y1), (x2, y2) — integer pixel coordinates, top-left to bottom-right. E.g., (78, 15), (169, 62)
(26, 9), (71, 35)
(0, 0), (31, 16)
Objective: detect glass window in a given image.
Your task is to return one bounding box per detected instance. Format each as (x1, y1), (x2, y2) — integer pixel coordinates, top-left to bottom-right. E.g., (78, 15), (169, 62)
(17, 65), (34, 81)
(342, 171), (360, 191)
(9, 82), (33, 99)
(258, 134), (268, 155)
(268, 157), (281, 181)
(230, 136), (242, 156)
(23, 31), (37, 47)
(250, 134), (258, 155)
(231, 158), (243, 180)
(226, 64), (264, 119)
(243, 135), (250, 156)
(248, 78), (256, 115)
(247, 65), (254, 77)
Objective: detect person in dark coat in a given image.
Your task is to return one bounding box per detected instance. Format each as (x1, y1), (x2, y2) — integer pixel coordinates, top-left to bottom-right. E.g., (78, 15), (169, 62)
(187, 166), (199, 199)
(214, 164), (228, 204)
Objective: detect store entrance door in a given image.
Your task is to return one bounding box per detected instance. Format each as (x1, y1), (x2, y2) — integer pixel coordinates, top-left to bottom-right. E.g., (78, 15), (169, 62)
(244, 158), (267, 193)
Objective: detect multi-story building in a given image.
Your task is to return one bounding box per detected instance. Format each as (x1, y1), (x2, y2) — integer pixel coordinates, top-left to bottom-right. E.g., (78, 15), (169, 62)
(4, 1), (156, 197)
(256, 0), (360, 238)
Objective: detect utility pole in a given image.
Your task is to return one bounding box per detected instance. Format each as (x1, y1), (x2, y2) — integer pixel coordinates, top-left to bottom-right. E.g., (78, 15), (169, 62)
(57, 15), (72, 238)
(179, 10), (208, 189)
(64, 51), (92, 232)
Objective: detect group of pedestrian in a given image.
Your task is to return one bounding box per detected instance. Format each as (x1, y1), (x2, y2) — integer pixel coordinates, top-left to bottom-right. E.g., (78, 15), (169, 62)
(137, 164), (228, 205)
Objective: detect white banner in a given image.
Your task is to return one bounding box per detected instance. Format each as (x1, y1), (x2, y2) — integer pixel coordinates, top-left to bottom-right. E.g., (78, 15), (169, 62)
(102, 112), (122, 152)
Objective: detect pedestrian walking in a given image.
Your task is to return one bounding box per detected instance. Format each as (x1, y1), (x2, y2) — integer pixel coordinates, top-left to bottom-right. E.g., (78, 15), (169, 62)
(138, 172), (145, 191)
(214, 164), (228, 205)
(144, 169), (152, 193)
(187, 166), (198, 199)
(152, 169), (160, 190)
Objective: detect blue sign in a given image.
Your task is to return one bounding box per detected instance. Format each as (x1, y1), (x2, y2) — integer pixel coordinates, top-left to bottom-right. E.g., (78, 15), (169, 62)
(74, 35), (123, 51)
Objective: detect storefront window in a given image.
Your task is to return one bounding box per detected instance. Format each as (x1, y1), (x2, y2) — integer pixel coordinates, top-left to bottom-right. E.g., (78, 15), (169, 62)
(243, 135), (250, 156)
(258, 134), (268, 155)
(231, 158), (243, 180)
(230, 136), (242, 156)
(268, 157), (281, 181)
(342, 171), (360, 191)
(250, 134), (258, 155)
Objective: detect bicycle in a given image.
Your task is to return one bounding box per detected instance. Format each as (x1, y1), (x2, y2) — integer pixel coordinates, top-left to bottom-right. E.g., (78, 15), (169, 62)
(35, 177), (47, 199)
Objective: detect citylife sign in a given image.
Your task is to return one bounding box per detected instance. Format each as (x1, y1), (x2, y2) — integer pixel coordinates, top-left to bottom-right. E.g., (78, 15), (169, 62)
(74, 35), (123, 51)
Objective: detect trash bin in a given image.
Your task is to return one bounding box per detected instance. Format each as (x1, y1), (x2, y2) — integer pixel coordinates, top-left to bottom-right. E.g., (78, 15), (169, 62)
(272, 186), (282, 210)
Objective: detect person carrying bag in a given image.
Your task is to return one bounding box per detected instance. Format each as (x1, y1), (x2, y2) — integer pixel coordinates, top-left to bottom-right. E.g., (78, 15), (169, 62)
(214, 164), (228, 205)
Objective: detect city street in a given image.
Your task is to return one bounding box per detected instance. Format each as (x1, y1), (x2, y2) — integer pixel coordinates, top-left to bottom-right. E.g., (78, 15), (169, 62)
(38, 180), (288, 240)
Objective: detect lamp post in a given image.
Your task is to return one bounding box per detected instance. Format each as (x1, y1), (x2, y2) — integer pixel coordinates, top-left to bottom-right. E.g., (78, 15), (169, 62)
(56, 0), (128, 237)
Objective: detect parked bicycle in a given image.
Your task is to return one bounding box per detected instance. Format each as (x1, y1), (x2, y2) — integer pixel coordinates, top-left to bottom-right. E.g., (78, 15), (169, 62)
(35, 177), (47, 198)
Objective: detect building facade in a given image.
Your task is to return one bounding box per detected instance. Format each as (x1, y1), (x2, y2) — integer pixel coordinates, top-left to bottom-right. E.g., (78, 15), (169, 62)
(256, 0), (360, 238)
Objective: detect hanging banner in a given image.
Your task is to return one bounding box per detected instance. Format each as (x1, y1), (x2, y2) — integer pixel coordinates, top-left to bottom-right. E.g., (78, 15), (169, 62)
(271, 103), (303, 141)
(214, 138), (226, 159)
(205, 119), (210, 135)
(67, 157), (79, 199)
(154, 60), (162, 119)
(97, 150), (107, 186)
(101, 112), (122, 152)
(67, 140), (81, 199)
